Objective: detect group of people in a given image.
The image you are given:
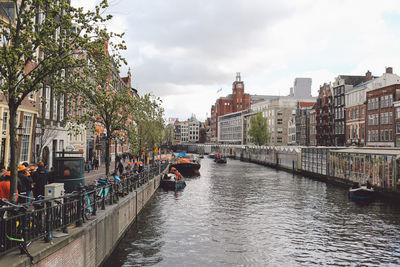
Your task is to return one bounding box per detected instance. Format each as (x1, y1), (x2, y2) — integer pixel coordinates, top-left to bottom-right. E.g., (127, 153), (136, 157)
(85, 157), (99, 173)
(117, 159), (144, 176)
(0, 162), (52, 203)
(169, 167), (183, 181)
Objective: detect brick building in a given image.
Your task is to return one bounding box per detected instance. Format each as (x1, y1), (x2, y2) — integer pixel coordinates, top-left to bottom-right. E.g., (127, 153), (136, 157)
(316, 83), (334, 146)
(345, 68), (400, 146)
(395, 100), (400, 147)
(366, 84), (400, 147)
(309, 107), (317, 146)
(210, 73), (262, 141)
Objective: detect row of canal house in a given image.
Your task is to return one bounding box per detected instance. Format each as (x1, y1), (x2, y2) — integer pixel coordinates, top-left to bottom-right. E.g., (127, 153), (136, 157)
(0, 2), (136, 169)
(295, 67), (400, 148)
(215, 67), (400, 149)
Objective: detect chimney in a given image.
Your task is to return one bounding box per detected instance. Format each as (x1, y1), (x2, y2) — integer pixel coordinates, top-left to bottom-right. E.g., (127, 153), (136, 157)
(386, 67), (393, 74)
(365, 70), (372, 81)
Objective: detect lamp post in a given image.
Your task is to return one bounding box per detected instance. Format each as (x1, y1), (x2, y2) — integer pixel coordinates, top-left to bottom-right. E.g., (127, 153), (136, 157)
(17, 123), (24, 137)
(35, 123), (42, 162)
(17, 123), (24, 163)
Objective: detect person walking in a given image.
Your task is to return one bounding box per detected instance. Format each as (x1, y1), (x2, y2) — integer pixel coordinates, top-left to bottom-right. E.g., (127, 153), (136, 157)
(17, 165), (32, 203)
(118, 161), (124, 177)
(32, 161), (50, 198)
(93, 157), (99, 170)
(0, 172), (12, 201)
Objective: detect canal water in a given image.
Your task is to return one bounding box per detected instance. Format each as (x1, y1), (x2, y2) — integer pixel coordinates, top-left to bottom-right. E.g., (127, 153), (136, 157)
(104, 157), (400, 266)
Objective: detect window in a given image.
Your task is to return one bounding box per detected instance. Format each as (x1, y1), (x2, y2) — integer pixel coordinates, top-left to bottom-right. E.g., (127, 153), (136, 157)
(277, 128), (283, 134)
(277, 137), (282, 143)
(2, 110), (7, 135)
(59, 95), (64, 121)
(52, 95), (58, 121)
(277, 119), (283, 124)
(20, 114), (32, 162)
(45, 87), (50, 119)
(59, 140), (64, 151)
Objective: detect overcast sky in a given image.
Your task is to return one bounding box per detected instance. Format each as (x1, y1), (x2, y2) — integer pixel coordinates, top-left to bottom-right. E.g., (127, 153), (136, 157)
(72, 0), (400, 121)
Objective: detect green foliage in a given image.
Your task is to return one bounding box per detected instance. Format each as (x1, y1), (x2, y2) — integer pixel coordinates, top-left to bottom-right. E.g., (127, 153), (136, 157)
(128, 94), (164, 155)
(0, 0), (113, 199)
(66, 32), (131, 175)
(162, 124), (174, 147)
(248, 112), (269, 146)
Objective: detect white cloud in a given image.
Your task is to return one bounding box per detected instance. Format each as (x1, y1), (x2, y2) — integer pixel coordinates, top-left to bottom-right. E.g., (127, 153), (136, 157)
(71, 0), (400, 121)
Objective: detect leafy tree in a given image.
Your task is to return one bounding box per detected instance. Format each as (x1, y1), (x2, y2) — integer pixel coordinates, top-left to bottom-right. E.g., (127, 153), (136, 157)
(127, 94), (164, 161)
(68, 36), (131, 176)
(0, 0), (111, 201)
(162, 124), (174, 148)
(248, 112), (269, 146)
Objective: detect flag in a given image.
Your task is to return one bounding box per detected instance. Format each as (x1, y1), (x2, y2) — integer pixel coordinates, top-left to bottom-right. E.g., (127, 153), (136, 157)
(217, 88), (222, 93)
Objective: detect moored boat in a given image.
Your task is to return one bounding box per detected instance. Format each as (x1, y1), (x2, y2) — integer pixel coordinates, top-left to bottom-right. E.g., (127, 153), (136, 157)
(348, 183), (375, 200)
(160, 173), (186, 190)
(214, 153), (227, 164)
(170, 153), (201, 177)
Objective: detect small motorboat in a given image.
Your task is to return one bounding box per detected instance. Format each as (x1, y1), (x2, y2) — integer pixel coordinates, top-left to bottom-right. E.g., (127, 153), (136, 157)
(214, 153), (227, 164)
(348, 182), (375, 200)
(160, 173), (186, 190)
(208, 153), (215, 159)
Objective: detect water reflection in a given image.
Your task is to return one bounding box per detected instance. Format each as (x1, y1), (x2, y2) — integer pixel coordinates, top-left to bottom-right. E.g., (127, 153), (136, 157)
(105, 157), (400, 266)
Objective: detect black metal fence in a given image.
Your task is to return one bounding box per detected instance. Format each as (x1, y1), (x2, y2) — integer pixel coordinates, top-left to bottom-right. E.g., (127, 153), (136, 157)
(0, 163), (168, 256)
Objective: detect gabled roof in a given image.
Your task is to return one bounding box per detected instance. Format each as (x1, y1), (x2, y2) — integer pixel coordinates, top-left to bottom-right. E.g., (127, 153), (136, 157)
(346, 78), (375, 93)
(336, 75), (366, 86)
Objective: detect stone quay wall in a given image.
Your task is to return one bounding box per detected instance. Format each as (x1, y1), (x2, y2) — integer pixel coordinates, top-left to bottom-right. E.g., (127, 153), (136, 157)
(0, 169), (166, 267)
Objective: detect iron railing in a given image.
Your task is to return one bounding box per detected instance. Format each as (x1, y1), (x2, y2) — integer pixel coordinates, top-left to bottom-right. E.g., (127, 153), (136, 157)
(0, 162), (168, 255)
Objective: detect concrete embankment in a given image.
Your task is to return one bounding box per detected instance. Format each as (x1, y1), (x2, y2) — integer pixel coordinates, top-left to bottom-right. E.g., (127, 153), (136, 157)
(186, 144), (400, 200)
(0, 171), (165, 267)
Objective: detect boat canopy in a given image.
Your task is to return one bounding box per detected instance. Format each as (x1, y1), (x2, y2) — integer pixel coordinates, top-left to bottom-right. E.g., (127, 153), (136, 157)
(177, 152), (187, 156)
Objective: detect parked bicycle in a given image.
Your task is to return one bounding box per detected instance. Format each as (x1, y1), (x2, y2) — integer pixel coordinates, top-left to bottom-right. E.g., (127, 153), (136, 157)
(0, 199), (34, 263)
